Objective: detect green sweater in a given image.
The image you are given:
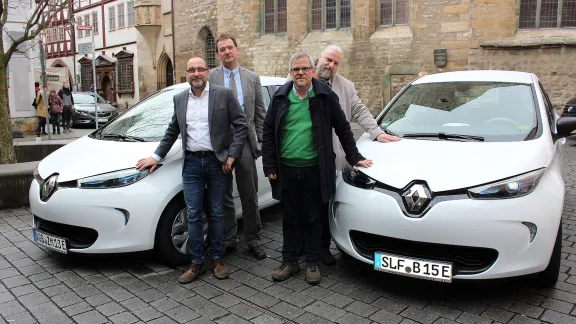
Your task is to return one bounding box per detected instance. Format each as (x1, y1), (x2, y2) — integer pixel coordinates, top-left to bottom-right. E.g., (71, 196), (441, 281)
(281, 89), (319, 167)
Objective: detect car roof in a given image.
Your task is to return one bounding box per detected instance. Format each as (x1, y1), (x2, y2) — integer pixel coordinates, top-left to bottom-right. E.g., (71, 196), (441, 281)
(163, 76), (288, 91)
(413, 70), (535, 85)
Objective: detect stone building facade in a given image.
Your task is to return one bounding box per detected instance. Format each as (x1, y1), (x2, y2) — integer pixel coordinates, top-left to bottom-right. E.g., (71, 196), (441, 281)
(157, 0), (576, 114)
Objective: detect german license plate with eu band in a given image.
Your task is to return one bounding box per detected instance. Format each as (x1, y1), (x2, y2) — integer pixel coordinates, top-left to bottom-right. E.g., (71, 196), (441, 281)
(374, 252), (452, 282)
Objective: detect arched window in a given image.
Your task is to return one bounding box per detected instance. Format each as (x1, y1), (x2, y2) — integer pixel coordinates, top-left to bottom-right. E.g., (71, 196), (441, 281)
(205, 32), (216, 69)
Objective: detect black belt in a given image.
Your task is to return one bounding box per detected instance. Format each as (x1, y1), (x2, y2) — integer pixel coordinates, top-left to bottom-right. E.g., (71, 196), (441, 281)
(186, 150), (214, 157)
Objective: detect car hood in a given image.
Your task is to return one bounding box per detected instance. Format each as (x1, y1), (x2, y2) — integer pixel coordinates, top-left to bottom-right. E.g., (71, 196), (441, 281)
(354, 135), (550, 192)
(74, 103), (116, 112)
(38, 136), (179, 182)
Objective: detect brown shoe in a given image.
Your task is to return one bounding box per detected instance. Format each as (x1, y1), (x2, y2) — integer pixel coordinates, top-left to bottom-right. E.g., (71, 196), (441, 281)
(306, 266), (322, 285)
(212, 258), (229, 279)
(271, 264), (301, 282)
(178, 263), (205, 284)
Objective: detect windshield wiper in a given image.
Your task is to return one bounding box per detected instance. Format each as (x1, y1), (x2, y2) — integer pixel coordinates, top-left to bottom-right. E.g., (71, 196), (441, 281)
(100, 134), (146, 142)
(402, 132), (484, 142)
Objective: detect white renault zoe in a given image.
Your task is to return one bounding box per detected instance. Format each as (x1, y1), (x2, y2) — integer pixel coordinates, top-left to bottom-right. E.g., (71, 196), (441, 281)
(29, 77), (286, 265)
(330, 70), (576, 287)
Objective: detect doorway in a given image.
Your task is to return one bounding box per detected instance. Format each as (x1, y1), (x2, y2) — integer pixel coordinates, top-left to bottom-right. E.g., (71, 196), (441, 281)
(101, 75), (114, 103)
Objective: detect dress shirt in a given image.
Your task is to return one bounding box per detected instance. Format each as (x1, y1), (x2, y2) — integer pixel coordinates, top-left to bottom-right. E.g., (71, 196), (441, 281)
(292, 83), (314, 99)
(223, 66), (244, 110)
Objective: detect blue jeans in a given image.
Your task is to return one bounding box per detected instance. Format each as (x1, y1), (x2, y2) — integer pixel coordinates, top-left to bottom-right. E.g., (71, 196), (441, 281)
(182, 152), (228, 264)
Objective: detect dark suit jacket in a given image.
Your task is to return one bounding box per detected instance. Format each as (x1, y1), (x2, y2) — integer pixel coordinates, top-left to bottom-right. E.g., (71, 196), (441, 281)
(209, 66), (266, 159)
(154, 83), (248, 168)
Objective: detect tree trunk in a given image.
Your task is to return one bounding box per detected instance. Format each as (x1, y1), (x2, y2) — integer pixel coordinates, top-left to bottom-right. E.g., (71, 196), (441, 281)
(0, 58), (18, 164)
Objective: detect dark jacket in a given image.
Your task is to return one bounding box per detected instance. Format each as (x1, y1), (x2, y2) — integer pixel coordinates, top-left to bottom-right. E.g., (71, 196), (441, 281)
(262, 78), (365, 203)
(58, 88), (75, 106)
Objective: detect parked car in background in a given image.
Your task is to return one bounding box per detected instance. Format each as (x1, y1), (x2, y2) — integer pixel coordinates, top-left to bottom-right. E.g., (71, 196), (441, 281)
(72, 92), (119, 127)
(29, 77), (287, 265)
(331, 70), (576, 288)
(561, 96), (576, 117)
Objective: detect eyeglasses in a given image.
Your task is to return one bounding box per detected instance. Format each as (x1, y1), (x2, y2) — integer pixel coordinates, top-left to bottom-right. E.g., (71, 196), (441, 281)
(186, 67), (209, 73)
(290, 67), (313, 74)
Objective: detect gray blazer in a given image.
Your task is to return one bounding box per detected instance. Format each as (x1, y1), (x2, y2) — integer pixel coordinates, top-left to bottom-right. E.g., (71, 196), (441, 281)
(154, 83), (248, 167)
(209, 66), (266, 159)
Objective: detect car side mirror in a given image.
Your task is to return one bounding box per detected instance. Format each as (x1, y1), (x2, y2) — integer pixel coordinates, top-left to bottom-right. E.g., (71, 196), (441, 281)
(555, 117), (576, 139)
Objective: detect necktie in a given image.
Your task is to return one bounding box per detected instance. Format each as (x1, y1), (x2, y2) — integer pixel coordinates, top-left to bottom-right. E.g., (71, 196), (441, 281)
(229, 71), (239, 101)
(324, 79), (332, 89)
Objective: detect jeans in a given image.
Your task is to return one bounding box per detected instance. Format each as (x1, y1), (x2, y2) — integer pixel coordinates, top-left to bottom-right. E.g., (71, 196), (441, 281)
(36, 117), (46, 136)
(50, 113), (61, 133)
(182, 152), (229, 264)
(62, 106), (73, 130)
(280, 163), (323, 266)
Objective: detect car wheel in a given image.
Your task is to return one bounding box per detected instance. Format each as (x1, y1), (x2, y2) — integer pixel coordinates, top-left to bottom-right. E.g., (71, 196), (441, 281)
(535, 221), (562, 288)
(155, 196), (208, 266)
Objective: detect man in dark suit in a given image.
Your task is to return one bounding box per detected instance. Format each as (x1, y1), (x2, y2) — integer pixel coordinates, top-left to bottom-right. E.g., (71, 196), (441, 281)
(136, 57), (248, 284)
(208, 34), (267, 259)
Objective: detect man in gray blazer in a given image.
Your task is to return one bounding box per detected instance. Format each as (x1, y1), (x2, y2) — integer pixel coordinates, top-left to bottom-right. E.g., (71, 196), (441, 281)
(315, 45), (401, 264)
(136, 57), (248, 284)
(208, 34), (267, 259)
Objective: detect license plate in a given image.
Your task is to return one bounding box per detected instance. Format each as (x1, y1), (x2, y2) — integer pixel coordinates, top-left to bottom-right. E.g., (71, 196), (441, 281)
(33, 229), (67, 254)
(97, 118), (108, 123)
(374, 252), (452, 282)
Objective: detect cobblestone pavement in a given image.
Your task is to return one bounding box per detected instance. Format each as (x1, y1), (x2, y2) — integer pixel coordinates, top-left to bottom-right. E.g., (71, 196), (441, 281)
(1, 149), (576, 324)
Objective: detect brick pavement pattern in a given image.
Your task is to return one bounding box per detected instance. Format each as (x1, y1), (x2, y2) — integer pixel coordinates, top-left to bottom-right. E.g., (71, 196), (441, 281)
(1, 148), (576, 323)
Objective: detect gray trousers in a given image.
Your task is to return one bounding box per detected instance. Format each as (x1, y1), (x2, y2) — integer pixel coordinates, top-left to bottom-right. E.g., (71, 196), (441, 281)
(223, 143), (262, 248)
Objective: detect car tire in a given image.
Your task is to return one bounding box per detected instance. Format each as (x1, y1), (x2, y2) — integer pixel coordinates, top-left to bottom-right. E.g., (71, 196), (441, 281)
(535, 221), (562, 288)
(155, 195), (209, 267)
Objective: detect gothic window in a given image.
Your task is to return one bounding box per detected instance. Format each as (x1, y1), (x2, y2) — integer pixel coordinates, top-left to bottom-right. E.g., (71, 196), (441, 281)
(81, 63), (93, 92)
(520, 0), (576, 28)
(311, 0), (351, 31)
(115, 51), (135, 96)
(379, 0), (409, 26)
(264, 0), (287, 34)
(205, 32), (216, 69)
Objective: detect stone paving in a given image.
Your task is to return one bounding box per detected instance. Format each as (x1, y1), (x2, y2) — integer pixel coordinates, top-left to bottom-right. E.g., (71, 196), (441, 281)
(1, 148), (576, 323)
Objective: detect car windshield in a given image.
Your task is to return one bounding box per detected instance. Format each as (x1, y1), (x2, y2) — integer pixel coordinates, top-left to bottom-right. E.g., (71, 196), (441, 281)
(95, 87), (188, 142)
(378, 82), (537, 142)
(74, 93), (107, 104)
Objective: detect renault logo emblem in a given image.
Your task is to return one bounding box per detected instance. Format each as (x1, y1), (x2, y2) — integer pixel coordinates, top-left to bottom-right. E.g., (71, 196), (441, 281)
(402, 184), (431, 214)
(40, 175), (58, 201)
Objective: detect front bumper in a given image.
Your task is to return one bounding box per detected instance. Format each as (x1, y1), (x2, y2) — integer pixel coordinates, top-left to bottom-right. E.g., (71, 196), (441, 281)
(73, 111), (118, 125)
(329, 177), (562, 280)
(29, 177), (169, 254)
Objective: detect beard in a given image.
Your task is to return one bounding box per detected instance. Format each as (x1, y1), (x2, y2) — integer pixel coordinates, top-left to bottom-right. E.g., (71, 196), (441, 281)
(317, 67), (333, 80)
(190, 79), (206, 89)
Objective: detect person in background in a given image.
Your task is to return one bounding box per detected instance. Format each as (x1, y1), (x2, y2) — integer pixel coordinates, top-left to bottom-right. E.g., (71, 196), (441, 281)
(35, 89), (48, 137)
(58, 82), (75, 133)
(48, 89), (63, 135)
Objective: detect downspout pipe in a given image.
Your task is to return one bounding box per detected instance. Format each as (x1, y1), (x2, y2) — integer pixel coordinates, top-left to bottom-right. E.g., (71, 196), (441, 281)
(171, 0), (176, 84)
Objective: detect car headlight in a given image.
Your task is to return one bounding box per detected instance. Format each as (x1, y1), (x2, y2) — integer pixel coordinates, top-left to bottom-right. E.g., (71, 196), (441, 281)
(342, 167), (376, 189)
(467, 169), (545, 199)
(78, 168), (157, 189)
(76, 109), (90, 116)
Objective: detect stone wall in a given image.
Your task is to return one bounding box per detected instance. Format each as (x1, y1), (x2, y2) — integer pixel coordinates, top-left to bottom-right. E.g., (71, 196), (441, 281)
(170, 0), (576, 115)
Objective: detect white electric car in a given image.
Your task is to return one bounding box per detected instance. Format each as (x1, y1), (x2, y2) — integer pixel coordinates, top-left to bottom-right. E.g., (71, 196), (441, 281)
(29, 77), (286, 265)
(330, 70), (576, 287)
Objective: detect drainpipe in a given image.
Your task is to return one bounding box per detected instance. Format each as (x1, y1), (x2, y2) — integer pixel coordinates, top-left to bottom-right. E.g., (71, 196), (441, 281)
(171, 0), (176, 84)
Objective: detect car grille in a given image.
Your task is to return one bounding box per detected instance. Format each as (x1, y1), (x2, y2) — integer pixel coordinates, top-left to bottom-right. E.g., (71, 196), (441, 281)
(88, 112), (112, 118)
(349, 230), (498, 275)
(34, 216), (98, 249)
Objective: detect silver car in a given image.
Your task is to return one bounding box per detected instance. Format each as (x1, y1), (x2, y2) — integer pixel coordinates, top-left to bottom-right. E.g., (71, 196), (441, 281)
(72, 92), (119, 127)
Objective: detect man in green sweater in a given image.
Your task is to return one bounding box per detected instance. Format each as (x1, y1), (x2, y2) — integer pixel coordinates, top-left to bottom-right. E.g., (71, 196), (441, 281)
(262, 51), (373, 285)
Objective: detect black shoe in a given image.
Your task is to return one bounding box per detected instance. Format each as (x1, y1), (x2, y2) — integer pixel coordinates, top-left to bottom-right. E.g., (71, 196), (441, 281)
(321, 249), (336, 265)
(249, 245), (267, 259)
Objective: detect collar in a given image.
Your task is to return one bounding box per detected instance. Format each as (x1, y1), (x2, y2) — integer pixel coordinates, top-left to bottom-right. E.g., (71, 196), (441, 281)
(189, 81), (210, 98)
(223, 65), (240, 76)
(292, 83), (314, 99)
(275, 78), (330, 98)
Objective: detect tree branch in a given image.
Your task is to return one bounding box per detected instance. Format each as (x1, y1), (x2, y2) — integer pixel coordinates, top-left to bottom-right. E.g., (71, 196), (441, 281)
(0, 0), (8, 25)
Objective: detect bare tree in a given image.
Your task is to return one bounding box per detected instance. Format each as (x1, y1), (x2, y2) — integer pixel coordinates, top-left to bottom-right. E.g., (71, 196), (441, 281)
(0, 0), (69, 164)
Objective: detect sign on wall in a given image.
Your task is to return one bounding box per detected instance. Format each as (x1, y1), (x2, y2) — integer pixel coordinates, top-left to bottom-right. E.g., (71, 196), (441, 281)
(434, 49), (448, 68)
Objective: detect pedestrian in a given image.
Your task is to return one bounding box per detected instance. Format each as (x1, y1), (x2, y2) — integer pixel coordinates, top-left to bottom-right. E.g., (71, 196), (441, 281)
(313, 45), (401, 264)
(136, 57), (248, 284)
(35, 89), (48, 137)
(48, 89), (63, 135)
(262, 50), (373, 285)
(209, 34), (267, 259)
(58, 82), (75, 133)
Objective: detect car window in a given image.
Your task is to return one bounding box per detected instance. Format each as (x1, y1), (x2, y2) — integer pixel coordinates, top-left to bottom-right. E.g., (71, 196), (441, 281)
(97, 87), (185, 142)
(261, 86), (270, 110)
(539, 82), (556, 133)
(378, 82), (537, 142)
(73, 93), (106, 104)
